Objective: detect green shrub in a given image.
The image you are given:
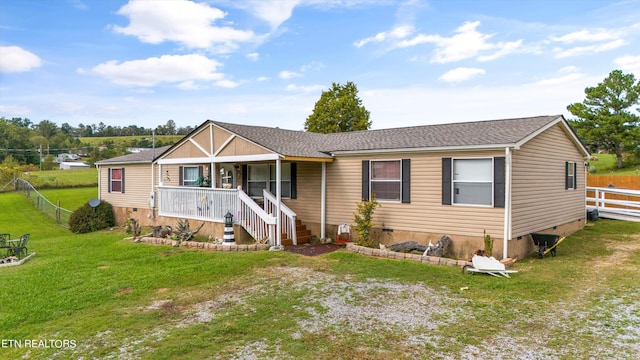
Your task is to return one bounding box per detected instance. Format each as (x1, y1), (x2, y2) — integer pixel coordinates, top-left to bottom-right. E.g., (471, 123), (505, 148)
(68, 200), (115, 233)
(353, 196), (380, 248)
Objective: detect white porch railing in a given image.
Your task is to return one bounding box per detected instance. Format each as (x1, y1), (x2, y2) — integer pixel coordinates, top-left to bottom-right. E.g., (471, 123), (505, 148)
(586, 186), (640, 222)
(263, 189), (297, 245)
(158, 186), (278, 243)
(158, 186), (238, 222)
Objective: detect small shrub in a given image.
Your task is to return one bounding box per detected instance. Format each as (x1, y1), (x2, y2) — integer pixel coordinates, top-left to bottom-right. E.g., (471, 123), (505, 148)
(483, 230), (494, 257)
(69, 200), (115, 233)
(353, 196), (380, 248)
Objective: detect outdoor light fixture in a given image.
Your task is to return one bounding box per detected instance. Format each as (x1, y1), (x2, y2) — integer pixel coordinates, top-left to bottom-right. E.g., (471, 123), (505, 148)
(165, 170), (170, 182)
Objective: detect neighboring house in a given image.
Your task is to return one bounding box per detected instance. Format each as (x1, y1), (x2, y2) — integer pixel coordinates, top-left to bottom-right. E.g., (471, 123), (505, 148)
(96, 115), (589, 260)
(59, 161), (90, 170)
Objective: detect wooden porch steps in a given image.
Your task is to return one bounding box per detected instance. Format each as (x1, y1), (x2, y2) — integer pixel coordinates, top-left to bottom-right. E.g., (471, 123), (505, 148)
(282, 219), (312, 246)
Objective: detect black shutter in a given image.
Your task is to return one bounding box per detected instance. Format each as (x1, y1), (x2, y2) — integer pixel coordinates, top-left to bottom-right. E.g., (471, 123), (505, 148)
(442, 158), (452, 205)
(493, 157), (505, 208)
(290, 163), (297, 199)
(565, 162), (570, 189)
(179, 166), (183, 186)
(362, 160), (370, 201)
(121, 168), (125, 193)
(108, 168), (112, 193)
(401, 159), (410, 203)
(198, 165), (203, 178)
(573, 162), (577, 189)
(242, 164), (248, 192)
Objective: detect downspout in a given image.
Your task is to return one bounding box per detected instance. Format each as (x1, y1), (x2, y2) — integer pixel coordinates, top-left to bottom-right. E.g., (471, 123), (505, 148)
(503, 147), (512, 259)
(276, 158), (282, 247)
(321, 162), (326, 239)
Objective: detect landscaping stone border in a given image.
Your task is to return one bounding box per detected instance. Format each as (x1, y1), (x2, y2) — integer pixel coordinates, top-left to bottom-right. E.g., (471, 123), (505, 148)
(346, 243), (472, 267)
(0, 252), (36, 268)
(134, 236), (270, 251)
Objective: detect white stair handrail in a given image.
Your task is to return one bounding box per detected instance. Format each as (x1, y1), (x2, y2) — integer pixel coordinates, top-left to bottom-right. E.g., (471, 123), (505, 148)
(263, 189), (297, 245)
(237, 188), (277, 244)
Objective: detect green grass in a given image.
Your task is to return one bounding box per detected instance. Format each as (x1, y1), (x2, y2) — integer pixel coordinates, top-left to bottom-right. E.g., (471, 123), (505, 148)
(36, 187), (98, 211)
(23, 168), (98, 188)
(1, 192), (639, 359)
(590, 153), (640, 175)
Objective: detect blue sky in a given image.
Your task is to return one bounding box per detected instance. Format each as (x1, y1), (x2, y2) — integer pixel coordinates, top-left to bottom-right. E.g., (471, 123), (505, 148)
(1, 0), (639, 131)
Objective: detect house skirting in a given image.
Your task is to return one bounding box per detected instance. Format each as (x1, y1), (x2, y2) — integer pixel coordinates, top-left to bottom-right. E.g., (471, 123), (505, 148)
(315, 218), (585, 260)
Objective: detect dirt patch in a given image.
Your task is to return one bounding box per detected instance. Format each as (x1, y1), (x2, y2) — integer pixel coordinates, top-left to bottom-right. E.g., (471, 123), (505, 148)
(593, 239), (640, 268)
(116, 287), (133, 295)
(284, 243), (343, 256)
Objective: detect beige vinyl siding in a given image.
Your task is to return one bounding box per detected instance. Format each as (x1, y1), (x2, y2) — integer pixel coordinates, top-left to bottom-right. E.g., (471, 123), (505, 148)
(158, 164), (183, 186)
(283, 162), (322, 223)
(511, 124), (585, 237)
(192, 127), (213, 154)
(325, 151), (505, 238)
(164, 140), (208, 159)
(213, 127), (232, 153)
(99, 164), (153, 208)
(217, 137), (271, 157)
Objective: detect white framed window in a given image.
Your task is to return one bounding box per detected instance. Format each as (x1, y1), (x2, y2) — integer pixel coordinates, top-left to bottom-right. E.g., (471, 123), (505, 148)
(108, 168), (124, 193)
(182, 166), (200, 187)
(452, 158), (493, 206)
(370, 160), (401, 201)
(247, 163), (292, 198)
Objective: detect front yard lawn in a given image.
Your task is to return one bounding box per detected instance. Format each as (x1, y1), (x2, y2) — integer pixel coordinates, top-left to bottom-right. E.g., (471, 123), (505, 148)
(1, 192), (638, 359)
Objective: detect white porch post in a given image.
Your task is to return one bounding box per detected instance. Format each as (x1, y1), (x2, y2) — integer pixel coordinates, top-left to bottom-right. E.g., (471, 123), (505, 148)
(276, 158), (282, 247)
(503, 147), (512, 259)
(159, 164), (163, 186)
(321, 162), (326, 239)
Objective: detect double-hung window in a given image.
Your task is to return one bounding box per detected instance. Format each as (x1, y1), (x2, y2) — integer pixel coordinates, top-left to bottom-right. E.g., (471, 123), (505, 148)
(371, 160), (401, 201)
(453, 158), (493, 206)
(108, 168), (124, 193)
(362, 159), (410, 203)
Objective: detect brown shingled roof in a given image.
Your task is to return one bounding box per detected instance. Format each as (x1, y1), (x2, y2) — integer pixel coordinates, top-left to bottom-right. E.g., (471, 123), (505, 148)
(212, 115), (565, 156)
(95, 145), (172, 165)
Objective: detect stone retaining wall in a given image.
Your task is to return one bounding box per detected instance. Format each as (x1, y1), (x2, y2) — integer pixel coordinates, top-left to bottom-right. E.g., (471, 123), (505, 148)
(134, 236), (270, 252)
(346, 243), (472, 267)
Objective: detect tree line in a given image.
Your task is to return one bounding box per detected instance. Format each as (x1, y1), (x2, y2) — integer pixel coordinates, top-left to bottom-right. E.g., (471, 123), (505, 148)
(0, 118), (187, 166)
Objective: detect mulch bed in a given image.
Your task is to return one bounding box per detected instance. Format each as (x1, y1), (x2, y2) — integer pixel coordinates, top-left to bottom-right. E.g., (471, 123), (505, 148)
(284, 243), (344, 256)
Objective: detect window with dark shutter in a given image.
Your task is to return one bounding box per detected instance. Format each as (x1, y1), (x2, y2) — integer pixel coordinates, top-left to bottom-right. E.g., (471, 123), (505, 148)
(565, 161), (576, 190)
(493, 157), (505, 208)
(442, 158), (452, 205)
(362, 160), (370, 201)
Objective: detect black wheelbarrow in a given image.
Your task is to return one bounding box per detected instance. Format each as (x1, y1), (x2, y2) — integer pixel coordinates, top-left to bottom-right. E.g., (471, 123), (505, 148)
(531, 233), (566, 258)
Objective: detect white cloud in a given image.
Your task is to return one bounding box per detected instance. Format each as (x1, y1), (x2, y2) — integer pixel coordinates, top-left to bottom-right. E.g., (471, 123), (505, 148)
(533, 73), (584, 86)
(83, 54), (225, 87)
(0, 104), (31, 115)
(354, 25), (414, 47)
(215, 79), (239, 88)
(614, 55), (640, 75)
(0, 46), (42, 73)
(300, 61), (325, 72)
(397, 21), (522, 63)
(285, 84), (324, 92)
(111, 0), (257, 52)
(256, 76), (269, 81)
(559, 65), (580, 73)
(247, 52), (260, 61)
(438, 67), (485, 83)
(237, 0), (301, 29)
(279, 70), (301, 79)
(555, 39), (626, 58)
(550, 28), (621, 44)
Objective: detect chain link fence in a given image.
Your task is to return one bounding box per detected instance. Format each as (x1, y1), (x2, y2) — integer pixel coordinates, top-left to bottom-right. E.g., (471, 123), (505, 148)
(15, 178), (72, 228)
